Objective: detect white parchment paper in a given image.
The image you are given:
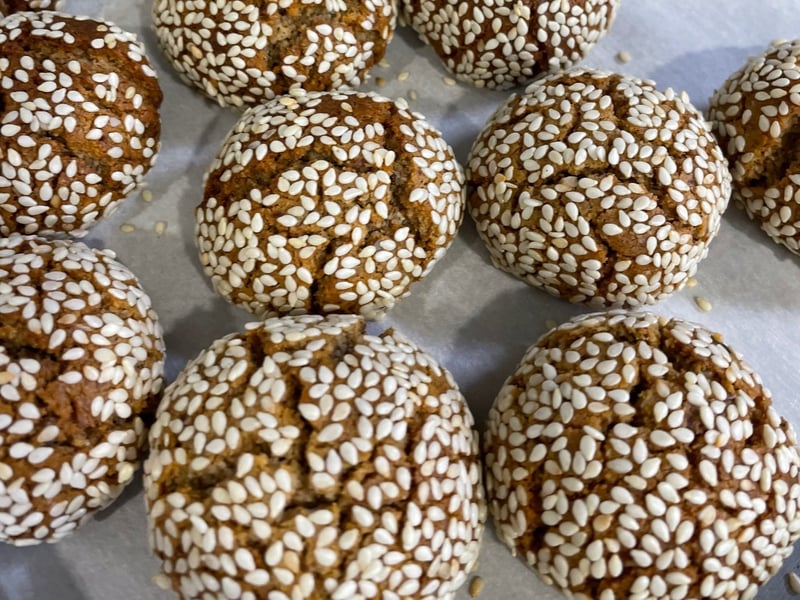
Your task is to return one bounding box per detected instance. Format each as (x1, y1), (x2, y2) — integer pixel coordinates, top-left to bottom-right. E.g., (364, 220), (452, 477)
(2, 1), (800, 599)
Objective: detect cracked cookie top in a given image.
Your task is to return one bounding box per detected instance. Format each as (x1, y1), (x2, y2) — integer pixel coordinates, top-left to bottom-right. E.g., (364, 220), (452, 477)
(196, 90), (465, 320)
(144, 313), (485, 600)
(0, 11), (163, 236)
(485, 309), (800, 600)
(467, 67), (731, 308)
(0, 234), (165, 545)
(152, 0), (395, 109)
(708, 39), (800, 255)
(400, 0), (619, 89)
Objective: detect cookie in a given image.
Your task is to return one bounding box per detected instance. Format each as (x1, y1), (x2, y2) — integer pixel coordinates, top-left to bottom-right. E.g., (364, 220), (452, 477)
(708, 39), (800, 255)
(0, 11), (163, 236)
(400, 0), (619, 89)
(0, 234), (165, 545)
(0, 0), (63, 15)
(467, 67), (731, 307)
(144, 313), (485, 600)
(152, 0), (395, 108)
(485, 310), (800, 600)
(197, 90), (465, 320)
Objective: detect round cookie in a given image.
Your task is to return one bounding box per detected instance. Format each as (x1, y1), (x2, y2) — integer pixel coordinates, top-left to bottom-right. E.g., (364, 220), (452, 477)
(0, 234), (165, 545)
(485, 310), (800, 600)
(152, 0), (395, 109)
(708, 39), (800, 255)
(400, 0), (619, 89)
(197, 90), (465, 320)
(144, 313), (485, 600)
(0, 11), (163, 237)
(467, 67), (732, 307)
(0, 0), (63, 16)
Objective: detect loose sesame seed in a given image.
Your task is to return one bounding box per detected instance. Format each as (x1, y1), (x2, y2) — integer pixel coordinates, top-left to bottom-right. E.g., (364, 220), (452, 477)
(789, 572), (800, 594)
(469, 576), (484, 597)
(695, 296), (713, 312)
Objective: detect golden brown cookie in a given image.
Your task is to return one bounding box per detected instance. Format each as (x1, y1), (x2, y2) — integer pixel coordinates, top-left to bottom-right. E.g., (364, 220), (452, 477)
(144, 313), (485, 599)
(468, 67), (731, 307)
(708, 39), (800, 255)
(485, 310), (800, 600)
(400, 0), (619, 89)
(152, 0), (395, 108)
(197, 90), (465, 320)
(0, 234), (165, 545)
(0, 11), (163, 236)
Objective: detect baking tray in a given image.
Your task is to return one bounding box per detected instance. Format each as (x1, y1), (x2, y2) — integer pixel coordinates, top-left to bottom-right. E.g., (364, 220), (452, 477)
(2, 0), (800, 598)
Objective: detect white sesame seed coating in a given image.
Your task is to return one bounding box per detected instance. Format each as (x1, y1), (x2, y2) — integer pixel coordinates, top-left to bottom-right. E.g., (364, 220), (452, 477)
(0, 234), (165, 545)
(400, 0), (619, 89)
(152, 0), (395, 109)
(0, 0), (63, 16)
(196, 90), (465, 320)
(486, 309), (800, 600)
(0, 11), (163, 237)
(708, 39), (800, 255)
(144, 313), (485, 599)
(467, 67), (732, 308)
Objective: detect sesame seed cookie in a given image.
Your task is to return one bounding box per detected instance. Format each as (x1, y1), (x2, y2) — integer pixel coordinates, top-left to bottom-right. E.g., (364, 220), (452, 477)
(152, 0), (395, 109)
(0, 234), (165, 545)
(485, 309), (800, 600)
(0, 0), (63, 16)
(196, 90), (465, 320)
(708, 39), (800, 255)
(144, 313), (485, 600)
(0, 11), (163, 237)
(400, 0), (619, 89)
(467, 67), (732, 307)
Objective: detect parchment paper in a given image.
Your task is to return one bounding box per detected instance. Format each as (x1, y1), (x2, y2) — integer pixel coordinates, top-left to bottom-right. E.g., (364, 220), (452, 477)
(2, 1), (800, 599)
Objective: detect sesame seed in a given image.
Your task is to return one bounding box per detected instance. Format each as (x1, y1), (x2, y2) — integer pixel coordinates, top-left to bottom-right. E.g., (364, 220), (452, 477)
(695, 296), (713, 312)
(469, 576), (485, 597)
(789, 572), (800, 594)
